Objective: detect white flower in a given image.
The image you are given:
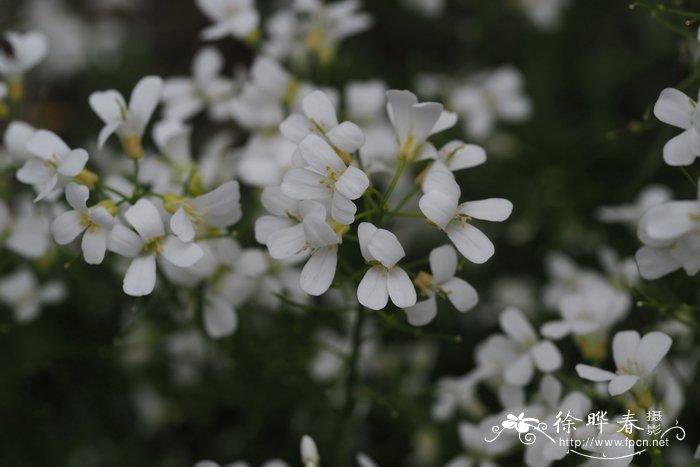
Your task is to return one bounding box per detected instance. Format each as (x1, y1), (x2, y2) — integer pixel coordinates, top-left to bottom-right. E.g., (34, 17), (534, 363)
(2, 198), (51, 259)
(163, 181), (242, 242)
(386, 89), (456, 160)
(449, 66), (531, 140)
(404, 244), (478, 326)
(495, 307), (562, 386)
(161, 47), (235, 121)
(576, 330), (672, 396)
(0, 31), (48, 99)
(301, 435), (320, 467)
(635, 192), (700, 279)
(596, 184), (672, 228)
(17, 130), (89, 201)
(51, 183), (116, 264)
(195, 0), (259, 41)
(281, 89), (366, 157)
(107, 199), (204, 296)
(89, 75), (163, 159)
(419, 167), (512, 263)
(281, 134), (369, 224)
(653, 87), (700, 165)
(0, 269), (65, 323)
(356, 222), (416, 310)
(540, 277), (629, 340)
(3, 120), (35, 163)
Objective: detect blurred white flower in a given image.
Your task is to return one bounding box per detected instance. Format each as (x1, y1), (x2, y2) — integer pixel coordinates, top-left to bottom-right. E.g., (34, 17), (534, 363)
(0, 268), (65, 323)
(301, 435), (320, 467)
(0, 30), (47, 100)
(449, 66), (531, 140)
(596, 185), (672, 228)
(653, 87), (700, 166)
(195, 0), (259, 41)
(17, 130), (89, 201)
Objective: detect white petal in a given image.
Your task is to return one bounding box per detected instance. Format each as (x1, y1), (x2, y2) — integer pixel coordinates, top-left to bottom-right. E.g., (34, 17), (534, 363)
(89, 90), (126, 124)
(65, 183), (89, 211)
(442, 277), (478, 312)
(261, 186), (299, 217)
(499, 306), (537, 346)
(430, 244), (457, 284)
(57, 149), (89, 177)
(125, 199), (165, 239)
(643, 201), (700, 240)
(107, 224), (143, 258)
(161, 236), (204, 267)
(326, 121), (366, 153)
(302, 90), (339, 131)
(540, 321), (571, 339)
(280, 113), (313, 143)
(404, 296), (437, 326)
(387, 267), (417, 308)
(4, 121), (35, 160)
(51, 210), (84, 244)
(255, 215), (294, 245)
(411, 102), (444, 142)
(663, 128), (697, 166)
(98, 121), (121, 148)
(357, 266), (389, 310)
(357, 222), (377, 262)
(419, 190), (457, 229)
(612, 330), (640, 369)
(303, 215), (340, 248)
(267, 224), (306, 259)
(331, 192), (357, 225)
(26, 130), (70, 160)
(504, 353), (534, 386)
(367, 228), (405, 267)
(335, 166), (369, 200)
(636, 331), (672, 375)
(128, 76), (163, 135)
(298, 134), (345, 172)
(608, 375), (640, 396)
(635, 246), (679, 280)
(446, 222), (494, 264)
(386, 89), (418, 143)
(458, 198), (513, 222)
(204, 295), (237, 338)
(654, 88), (693, 129)
(430, 110), (458, 136)
(281, 168), (332, 200)
(170, 207), (195, 242)
(531, 340), (562, 372)
(123, 255), (157, 296)
(575, 364), (615, 382)
(444, 143), (486, 171)
(192, 181), (240, 216)
(82, 228), (108, 264)
(300, 245), (337, 296)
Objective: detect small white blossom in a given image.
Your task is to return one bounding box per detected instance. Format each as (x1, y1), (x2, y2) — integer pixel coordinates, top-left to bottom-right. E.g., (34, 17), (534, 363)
(405, 244), (478, 326)
(89, 75), (163, 159)
(0, 268), (65, 323)
(419, 166), (512, 263)
(653, 87), (700, 165)
(51, 183), (115, 264)
(356, 222), (416, 310)
(195, 0), (259, 41)
(576, 330), (672, 396)
(17, 130), (89, 201)
(107, 199), (203, 296)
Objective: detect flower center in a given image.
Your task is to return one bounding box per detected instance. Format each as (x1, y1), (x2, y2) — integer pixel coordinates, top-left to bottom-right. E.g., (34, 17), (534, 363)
(143, 236), (165, 254)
